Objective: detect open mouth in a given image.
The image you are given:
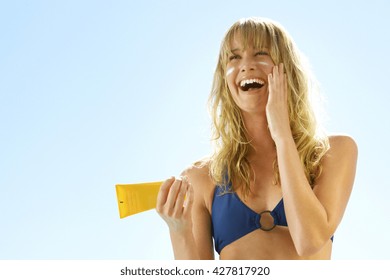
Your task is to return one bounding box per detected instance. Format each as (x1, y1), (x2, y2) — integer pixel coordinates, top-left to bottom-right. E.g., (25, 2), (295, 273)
(239, 78), (265, 91)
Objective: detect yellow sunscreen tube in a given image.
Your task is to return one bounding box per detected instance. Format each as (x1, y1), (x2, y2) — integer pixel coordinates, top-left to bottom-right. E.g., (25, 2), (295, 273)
(115, 181), (163, 218)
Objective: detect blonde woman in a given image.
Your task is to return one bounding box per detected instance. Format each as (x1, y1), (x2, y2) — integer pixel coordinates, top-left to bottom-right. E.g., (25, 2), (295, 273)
(156, 17), (358, 260)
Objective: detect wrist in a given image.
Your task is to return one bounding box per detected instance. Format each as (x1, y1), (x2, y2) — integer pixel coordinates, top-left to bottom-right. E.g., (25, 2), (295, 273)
(169, 227), (193, 241)
(273, 132), (295, 148)
(169, 229), (198, 260)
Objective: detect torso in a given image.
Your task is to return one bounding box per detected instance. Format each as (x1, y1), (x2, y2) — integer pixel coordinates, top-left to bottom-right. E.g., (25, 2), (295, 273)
(187, 159), (332, 260)
(219, 225), (332, 259)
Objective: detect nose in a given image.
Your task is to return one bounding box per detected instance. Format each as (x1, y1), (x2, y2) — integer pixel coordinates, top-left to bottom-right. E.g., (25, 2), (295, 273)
(239, 56), (256, 72)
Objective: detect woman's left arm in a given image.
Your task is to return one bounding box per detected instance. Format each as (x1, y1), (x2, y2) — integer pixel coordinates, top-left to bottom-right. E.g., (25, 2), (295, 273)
(267, 64), (358, 256)
(276, 135), (357, 256)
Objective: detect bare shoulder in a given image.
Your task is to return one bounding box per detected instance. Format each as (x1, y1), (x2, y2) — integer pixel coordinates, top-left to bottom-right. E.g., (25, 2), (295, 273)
(326, 134), (358, 159)
(181, 157), (215, 211)
(318, 134), (358, 185)
(181, 158), (213, 184)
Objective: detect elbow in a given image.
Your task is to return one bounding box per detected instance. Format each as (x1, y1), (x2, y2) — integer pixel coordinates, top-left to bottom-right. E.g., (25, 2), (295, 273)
(292, 216), (334, 257)
(295, 243), (321, 257)
(294, 235), (329, 257)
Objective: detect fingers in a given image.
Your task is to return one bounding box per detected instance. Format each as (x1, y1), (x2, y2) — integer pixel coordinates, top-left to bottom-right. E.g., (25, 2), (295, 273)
(173, 178), (188, 216)
(156, 176), (193, 217)
(266, 63), (291, 141)
(268, 63), (287, 101)
(183, 182), (194, 217)
(268, 63), (285, 83)
(156, 176), (175, 212)
(156, 175), (194, 234)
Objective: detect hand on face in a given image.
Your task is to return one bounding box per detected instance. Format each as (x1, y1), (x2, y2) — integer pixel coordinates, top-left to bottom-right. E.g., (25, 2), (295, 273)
(266, 63), (291, 142)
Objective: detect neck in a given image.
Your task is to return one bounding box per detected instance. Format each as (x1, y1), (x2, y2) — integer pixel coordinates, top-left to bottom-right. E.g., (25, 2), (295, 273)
(241, 111), (276, 161)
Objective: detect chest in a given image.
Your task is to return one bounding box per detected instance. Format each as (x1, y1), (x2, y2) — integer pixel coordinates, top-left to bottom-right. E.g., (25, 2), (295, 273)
(235, 170), (282, 213)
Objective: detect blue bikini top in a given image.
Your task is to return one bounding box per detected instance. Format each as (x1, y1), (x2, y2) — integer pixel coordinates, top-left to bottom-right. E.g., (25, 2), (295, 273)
(211, 184), (333, 254)
(211, 184), (287, 254)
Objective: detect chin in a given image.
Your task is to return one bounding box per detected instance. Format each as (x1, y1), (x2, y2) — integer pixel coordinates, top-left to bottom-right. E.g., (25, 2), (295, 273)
(237, 97), (267, 113)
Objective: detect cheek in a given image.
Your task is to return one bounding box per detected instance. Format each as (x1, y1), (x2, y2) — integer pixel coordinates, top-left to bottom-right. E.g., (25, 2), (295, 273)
(225, 65), (237, 91)
(226, 65), (235, 77)
(258, 61), (270, 66)
(257, 61), (274, 73)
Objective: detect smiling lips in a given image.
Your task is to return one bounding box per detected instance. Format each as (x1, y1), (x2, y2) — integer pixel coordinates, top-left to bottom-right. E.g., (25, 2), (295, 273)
(239, 78), (265, 91)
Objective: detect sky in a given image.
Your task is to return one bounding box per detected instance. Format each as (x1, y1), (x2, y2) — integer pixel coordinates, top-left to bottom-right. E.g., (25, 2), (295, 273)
(0, 0), (389, 260)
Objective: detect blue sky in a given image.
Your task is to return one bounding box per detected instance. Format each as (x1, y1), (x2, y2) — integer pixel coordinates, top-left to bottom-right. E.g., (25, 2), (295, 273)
(0, 0), (389, 259)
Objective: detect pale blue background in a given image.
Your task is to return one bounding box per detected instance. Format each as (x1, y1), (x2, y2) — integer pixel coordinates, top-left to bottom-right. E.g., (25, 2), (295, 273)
(1, 0), (389, 259)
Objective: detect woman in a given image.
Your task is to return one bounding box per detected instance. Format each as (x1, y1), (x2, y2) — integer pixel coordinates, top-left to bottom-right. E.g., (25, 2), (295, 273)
(156, 17), (358, 260)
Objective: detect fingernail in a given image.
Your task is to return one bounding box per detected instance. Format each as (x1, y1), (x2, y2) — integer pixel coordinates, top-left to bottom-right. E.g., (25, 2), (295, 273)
(181, 175), (188, 182)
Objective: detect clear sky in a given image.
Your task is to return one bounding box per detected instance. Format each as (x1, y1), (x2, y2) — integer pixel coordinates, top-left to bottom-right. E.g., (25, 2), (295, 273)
(1, 0), (389, 260)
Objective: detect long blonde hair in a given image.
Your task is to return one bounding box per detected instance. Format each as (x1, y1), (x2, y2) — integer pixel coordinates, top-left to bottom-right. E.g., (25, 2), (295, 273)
(208, 17), (329, 196)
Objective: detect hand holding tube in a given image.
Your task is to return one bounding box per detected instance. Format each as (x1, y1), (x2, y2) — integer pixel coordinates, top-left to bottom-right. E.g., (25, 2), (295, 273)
(156, 176), (194, 234)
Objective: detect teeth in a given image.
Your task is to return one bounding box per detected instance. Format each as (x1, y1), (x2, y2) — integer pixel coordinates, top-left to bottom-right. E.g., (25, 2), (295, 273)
(240, 78), (265, 87)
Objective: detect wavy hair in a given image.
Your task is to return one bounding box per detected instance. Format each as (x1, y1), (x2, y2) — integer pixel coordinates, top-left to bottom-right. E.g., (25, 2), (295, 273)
(208, 17), (329, 197)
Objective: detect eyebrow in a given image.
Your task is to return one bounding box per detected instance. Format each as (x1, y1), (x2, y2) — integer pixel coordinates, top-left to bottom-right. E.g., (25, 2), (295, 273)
(230, 47), (269, 52)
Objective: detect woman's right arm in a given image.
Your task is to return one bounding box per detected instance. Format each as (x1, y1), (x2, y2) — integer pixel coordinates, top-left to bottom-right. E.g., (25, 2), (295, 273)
(156, 168), (214, 260)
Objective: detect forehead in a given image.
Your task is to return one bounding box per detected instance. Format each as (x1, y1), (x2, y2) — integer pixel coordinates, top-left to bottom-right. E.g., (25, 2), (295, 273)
(229, 36), (267, 52)
(224, 27), (271, 53)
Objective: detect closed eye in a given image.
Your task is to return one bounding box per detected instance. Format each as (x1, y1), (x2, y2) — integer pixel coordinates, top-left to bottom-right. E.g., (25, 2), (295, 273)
(229, 54), (240, 61)
(255, 51), (269, 56)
